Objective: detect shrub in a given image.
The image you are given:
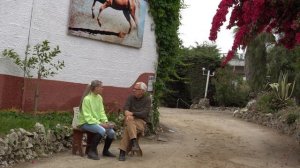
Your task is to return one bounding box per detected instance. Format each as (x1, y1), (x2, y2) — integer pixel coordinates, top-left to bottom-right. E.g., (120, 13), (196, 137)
(212, 67), (250, 107)
(256, 92), (296, 113)
(275, 106), (300, 125)
(0, 110), (72, 136)
(269, 72), (295, 101)
(286, 113), (299, 125)
(106, 112), (124, 138)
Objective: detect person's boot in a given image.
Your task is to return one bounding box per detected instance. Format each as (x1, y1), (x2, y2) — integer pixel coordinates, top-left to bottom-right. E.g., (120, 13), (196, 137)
(118, 149), (126, 161)
(131, 138), (140, 151)
(102, 137), (116, 157)
(87, 133), (102, 160)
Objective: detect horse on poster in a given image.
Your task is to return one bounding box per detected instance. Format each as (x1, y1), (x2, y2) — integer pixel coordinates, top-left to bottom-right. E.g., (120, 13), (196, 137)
(91, 0), (139, 35)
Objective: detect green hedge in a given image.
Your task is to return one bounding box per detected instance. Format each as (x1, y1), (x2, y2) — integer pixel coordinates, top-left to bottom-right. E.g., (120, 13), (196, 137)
(0, 111), (72, 136)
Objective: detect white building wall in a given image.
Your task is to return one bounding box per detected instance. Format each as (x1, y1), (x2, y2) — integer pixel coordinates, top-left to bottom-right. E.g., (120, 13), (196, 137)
(0, 0), (34, 76)
(0, 0), (157, 87)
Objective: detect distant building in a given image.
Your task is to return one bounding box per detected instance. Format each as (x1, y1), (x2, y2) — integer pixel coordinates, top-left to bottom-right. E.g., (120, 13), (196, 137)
(228, 58), (245, 76)
(221, 53), (245, 78)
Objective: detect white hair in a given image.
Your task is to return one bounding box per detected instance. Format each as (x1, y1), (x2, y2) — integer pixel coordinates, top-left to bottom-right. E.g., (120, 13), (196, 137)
(136, 82), (147, 91)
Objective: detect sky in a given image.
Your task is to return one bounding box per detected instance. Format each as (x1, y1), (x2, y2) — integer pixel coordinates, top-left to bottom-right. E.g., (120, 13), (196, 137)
(179, 0), (234, 54)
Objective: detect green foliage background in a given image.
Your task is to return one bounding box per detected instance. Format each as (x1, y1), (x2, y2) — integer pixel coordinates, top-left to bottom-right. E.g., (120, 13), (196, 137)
(182, 44), (221, 105)
(160, 43), (221, 108)
(0, 110), (72, 136)
(244, 33), (272, 92)
(212, 67), (250, 107)
(267, 46), (300, 104)
(148, 0), (182, 130)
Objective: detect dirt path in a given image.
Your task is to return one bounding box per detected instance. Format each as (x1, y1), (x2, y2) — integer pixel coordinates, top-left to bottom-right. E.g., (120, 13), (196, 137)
(14, 107), (300, 168)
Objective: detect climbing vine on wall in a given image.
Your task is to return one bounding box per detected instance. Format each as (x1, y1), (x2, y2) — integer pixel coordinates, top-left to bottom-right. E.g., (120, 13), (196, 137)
(148, 0), (183, 131)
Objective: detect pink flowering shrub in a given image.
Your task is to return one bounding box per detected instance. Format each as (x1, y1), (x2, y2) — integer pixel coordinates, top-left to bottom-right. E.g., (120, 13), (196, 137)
(210, 0), (300, 65)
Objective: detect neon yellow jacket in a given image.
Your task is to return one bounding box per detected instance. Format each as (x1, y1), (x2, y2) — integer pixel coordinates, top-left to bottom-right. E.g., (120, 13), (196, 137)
(78, 92), (108, 125)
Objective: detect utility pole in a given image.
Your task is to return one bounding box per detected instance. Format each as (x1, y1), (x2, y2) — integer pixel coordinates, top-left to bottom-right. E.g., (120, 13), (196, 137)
(202, 67), (215, 99)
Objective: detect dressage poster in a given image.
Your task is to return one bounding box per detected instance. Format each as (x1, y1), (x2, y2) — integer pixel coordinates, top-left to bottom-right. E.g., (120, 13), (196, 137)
(68, 0), (146, 48)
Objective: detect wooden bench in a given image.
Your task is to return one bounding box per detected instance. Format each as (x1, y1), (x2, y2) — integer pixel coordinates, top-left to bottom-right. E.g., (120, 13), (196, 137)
(71, 107), (95, 156)
(72, 128), (95, 156)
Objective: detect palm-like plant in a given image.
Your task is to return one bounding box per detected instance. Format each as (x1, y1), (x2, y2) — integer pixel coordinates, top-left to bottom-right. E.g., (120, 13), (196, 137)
(269, 72), (295, 101)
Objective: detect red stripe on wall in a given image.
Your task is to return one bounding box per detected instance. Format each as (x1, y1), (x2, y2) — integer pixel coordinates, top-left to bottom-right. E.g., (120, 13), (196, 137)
(0, 74), (23, 109)
(0, 73), (154, 112)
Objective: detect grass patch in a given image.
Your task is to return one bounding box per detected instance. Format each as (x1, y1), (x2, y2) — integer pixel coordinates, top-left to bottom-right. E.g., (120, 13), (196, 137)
(0, 110), (72, 136)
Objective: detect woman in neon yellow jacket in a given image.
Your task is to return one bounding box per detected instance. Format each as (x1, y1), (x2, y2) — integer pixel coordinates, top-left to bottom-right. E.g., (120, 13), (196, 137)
(78, 80), (115, 160)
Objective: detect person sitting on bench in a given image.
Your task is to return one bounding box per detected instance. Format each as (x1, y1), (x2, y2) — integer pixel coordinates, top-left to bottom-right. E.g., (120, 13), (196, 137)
(78, 80), (116, 160)
(118, 82), (151, 161)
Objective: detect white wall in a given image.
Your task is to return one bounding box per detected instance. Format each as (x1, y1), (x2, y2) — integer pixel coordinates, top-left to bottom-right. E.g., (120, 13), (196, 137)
(0, 0), (157, 87)
(0, 0), (34, 76)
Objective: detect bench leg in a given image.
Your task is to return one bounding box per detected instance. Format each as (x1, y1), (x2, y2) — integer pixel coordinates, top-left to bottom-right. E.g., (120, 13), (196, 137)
(72, 129), (97, 157)
(72, 129), (84, 156)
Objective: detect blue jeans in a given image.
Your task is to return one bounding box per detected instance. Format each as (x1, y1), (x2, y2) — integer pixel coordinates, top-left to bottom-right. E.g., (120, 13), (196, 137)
(80, 124), (116, 139)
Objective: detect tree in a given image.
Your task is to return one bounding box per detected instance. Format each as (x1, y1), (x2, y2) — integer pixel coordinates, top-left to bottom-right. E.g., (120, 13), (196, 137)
(209, 0), (300, 65)
(161, 42), (221, 108)
(2, 40), (65, 112)
(212, 66), (250, 107)
(244, 33), (275, 92)
(184, 43), (221, 104)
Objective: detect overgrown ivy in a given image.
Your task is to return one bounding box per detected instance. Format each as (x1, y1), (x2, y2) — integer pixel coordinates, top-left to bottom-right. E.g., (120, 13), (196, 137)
(148, 0), (183, 131)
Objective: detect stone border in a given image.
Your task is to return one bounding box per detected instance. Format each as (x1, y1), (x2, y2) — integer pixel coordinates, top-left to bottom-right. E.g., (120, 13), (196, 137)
(0, 123), (72, 168)
(233, 100), (300, 145)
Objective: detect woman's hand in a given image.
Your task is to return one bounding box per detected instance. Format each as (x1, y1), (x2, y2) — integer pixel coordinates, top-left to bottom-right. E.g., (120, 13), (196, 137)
(100, 122), (115, 129)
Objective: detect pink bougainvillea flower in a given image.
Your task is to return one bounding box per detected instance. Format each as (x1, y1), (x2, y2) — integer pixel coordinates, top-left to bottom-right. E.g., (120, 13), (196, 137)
(210, 0), (300, 66)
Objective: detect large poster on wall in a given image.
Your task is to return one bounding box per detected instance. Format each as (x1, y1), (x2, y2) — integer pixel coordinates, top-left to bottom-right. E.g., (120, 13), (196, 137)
(68, 0), (147, 48)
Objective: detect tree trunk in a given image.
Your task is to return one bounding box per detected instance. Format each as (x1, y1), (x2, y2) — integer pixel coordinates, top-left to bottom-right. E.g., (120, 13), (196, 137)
(245, 37), (267, 93)
(34, 74), (41, 113)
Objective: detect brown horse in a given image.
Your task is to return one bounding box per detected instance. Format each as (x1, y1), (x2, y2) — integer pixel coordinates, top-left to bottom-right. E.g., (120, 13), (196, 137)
(91, 0), (138, 34)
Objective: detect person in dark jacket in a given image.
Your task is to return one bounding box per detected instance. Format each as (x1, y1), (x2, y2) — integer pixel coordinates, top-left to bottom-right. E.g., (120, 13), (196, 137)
(118, 81), (151, 161)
